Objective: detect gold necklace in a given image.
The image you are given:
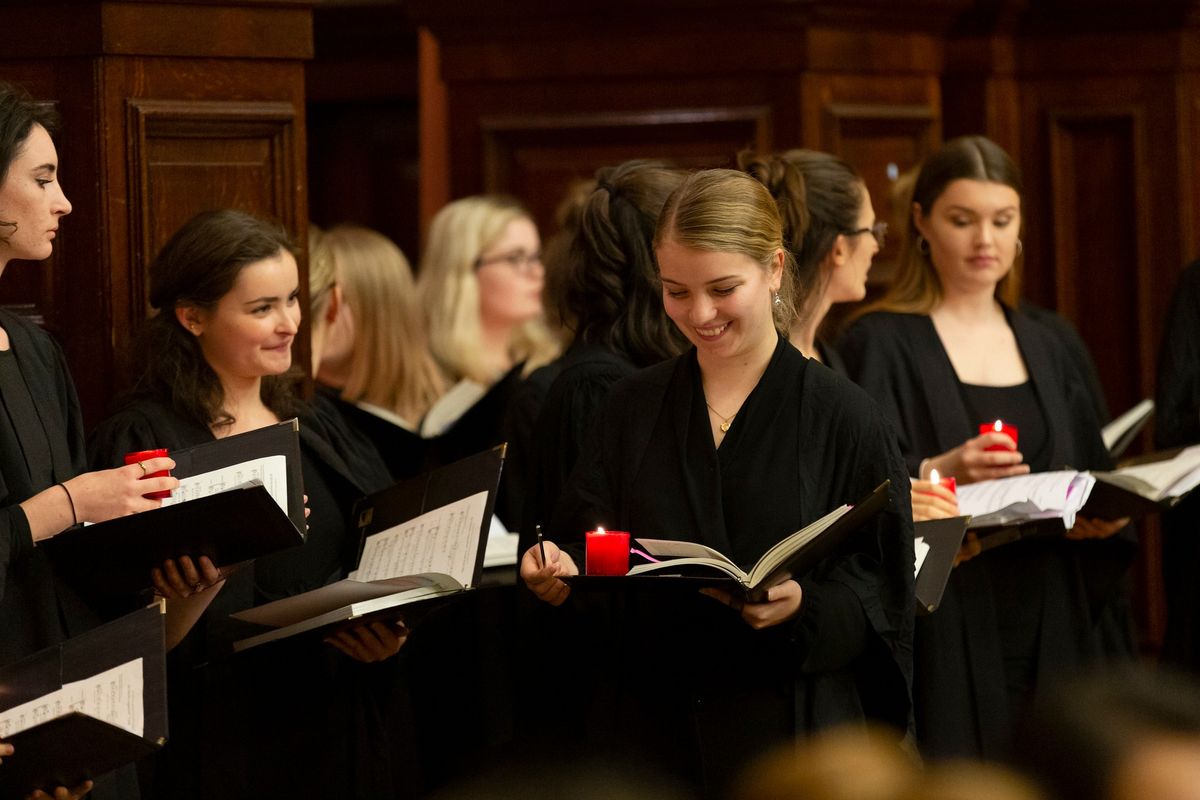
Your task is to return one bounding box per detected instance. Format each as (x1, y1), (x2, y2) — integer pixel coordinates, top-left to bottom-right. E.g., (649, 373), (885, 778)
(705, 401), (736, 433)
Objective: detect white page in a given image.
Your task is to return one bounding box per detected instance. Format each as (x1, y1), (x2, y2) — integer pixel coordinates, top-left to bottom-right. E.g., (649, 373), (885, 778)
(914, 537), (931, 579)
(0, 658), (143, 739)
(161, 454), (288, 514)
(958, 471), (1095, 529)
(1102, 398), (1154, 451)
(353, 490), (488, 586)
(1107, 444), (1200, 499)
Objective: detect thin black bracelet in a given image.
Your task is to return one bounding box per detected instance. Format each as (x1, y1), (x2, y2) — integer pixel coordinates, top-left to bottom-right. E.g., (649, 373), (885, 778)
(56, 482), (78, 526)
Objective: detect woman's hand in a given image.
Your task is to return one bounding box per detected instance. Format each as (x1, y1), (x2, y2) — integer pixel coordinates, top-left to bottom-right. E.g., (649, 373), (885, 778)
(925, 433), (1029, 485)
(954, 532), (983, 567)
(519, 540), (578, 606)
(1, 739), (11, 763)
(152, 555), (224, 600)
(26, 780), (94, 800)
(326, 621), (408, 663)
(911, 480), (960, 522)
(66, 458), (179, 523)
(1065, 516), (1130, 540)
(701, 580), (803, 630)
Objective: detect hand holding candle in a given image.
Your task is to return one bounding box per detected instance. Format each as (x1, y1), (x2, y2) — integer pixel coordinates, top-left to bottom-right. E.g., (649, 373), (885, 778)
(585, 527), (631, 576)
(980, 419), (1019, 452)
(911, 468), (960, 522)
(124, 448), (174, 499)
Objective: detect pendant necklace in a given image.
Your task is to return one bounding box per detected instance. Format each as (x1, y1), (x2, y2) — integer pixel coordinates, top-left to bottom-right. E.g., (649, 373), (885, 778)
(705, 401), (736, 433)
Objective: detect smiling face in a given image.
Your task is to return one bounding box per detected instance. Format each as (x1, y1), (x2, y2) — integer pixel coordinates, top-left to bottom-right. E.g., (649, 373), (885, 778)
(184, 249), (301, 385)
(915, 178), (1021, 296)
(827, 183), (879, 303)
(0, 123), (71, 270)
(475, 216), (544, 330)
(656, 237), (782, 362)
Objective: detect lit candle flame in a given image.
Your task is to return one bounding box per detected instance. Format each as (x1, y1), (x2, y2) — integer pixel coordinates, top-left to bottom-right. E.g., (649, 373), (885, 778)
(993, 419), (1003, 432)
(929, 468), (940, 484)
(597, 526), (605, 535)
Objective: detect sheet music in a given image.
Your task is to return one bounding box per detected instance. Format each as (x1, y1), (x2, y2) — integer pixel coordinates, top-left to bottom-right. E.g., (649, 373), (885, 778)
(161, 454), (288, 514)
(958, 471), (1096, 529)
(914, 537), (930, 579)
(352, 491), (488, 586)
(1108, 444), (1200, 499)
(0, 658), (144, 739)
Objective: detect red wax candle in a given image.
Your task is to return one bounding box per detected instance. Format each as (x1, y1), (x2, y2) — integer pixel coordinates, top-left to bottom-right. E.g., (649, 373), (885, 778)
(979, 419), (1019, 452)
(928, 468), (957, 496)
(585, 528), (630, 576)
(125, 448), (172, 499)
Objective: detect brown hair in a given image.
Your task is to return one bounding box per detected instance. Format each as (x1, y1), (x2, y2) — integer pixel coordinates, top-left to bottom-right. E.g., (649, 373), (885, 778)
(865, 136), (1023, 317)
(0, 82), (60, 242)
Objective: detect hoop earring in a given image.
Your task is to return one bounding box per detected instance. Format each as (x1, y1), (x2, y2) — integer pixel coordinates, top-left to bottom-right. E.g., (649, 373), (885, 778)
(916, 235), (930, 256)
(1016, 238), (1024, 257)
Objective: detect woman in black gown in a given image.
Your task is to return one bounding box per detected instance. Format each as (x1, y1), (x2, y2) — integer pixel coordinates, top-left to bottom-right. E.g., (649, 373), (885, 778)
(88, 209), (405, 799)
(522, 169), (914, 798)
(0, 81), (180, 800)
(839, 135), (1135, 761)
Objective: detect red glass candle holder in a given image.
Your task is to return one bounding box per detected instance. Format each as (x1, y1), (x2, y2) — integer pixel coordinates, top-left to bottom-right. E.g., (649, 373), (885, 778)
(979, 420), (1019, 452)
(125, 448), (172, 499)
(928, 468), (957, 496)
(585, 529), (630, 576)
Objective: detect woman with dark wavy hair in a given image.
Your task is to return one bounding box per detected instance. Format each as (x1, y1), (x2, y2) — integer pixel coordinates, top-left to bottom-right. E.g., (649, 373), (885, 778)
(89, 209), (404, 800)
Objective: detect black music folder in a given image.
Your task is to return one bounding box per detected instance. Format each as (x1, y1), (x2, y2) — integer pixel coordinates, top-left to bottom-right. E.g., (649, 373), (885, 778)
(230, 446), (506, 651)
(0, 605), (167, 796)
(566, 481), (891, 602)
(914, 516), (969, 614)
(47, 420), (306, 595)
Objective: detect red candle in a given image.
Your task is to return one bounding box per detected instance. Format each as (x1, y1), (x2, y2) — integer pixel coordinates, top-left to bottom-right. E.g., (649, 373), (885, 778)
(585, 527), (630, 576)
(979, 419), (1019, 452)
(125, 448), (172, 499)
(928, 468), (957, 496)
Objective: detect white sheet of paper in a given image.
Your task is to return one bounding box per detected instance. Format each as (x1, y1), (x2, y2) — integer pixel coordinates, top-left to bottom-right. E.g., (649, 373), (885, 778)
(958, 471), (1096, 529)
(0, 657), (144, 739)
(1109, 444), (1200, 499)
(161, 454), (288, 513)
(914, 537), (930, 579)
(353, 490), (489, 586)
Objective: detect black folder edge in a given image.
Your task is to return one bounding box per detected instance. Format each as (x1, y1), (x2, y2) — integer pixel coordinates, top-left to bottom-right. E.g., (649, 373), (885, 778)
(45, 483), (305, 597)
(564, 480), (892, 603)
(351, 445), (506, 591)
(0, 605), (167, 796)
(913, 516), (969, 614)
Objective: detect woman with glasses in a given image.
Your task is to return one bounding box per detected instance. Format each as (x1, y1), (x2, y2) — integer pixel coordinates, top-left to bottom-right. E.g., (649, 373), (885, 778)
(416, 195), (560, 525)
(839, 135), (1135, 761)
(740, 149), (883, 375)
(522, 169), (913, 798)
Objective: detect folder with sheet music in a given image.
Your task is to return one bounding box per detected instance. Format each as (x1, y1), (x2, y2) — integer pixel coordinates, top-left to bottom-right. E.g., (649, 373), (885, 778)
(46, 420), (306, 595)
(230, 446), (505, 651)
(0, 605), (167, 797)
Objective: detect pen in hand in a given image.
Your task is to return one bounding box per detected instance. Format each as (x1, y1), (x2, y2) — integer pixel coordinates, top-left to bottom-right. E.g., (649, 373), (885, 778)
(537, 524), (548, 569)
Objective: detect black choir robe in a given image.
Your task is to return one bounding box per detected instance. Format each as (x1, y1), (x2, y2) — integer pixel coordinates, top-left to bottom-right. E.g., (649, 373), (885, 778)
(548, 337), (914, 798)
(1156, 259), (1200, 671)
(839, 309), (1136, 760)
(0, 309), (139, 800)
(87, 394), (410, 800)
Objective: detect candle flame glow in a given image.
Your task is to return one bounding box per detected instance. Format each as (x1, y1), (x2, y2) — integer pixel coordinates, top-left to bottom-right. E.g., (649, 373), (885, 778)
(993, 419), (1003, 432)
(929, 468), (940, 483)
(597, 526), (605, 535)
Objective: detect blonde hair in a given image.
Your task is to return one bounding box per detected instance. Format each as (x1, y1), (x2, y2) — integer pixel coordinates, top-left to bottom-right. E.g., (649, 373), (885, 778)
(324, 225), (447, 422)
(862, 136), (1023, 319)
(416, 195), (560, 383)
(308, 225), (336, 320)
(654, 169), (797, 332)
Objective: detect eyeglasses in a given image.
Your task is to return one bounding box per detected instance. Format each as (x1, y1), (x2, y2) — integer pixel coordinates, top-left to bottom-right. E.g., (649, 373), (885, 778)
(842, 221), (888, 249)
(474, 250), (543, 275)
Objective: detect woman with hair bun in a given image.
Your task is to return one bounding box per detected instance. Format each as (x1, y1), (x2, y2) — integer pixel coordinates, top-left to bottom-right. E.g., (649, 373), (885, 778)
(521, 169), (913, 798)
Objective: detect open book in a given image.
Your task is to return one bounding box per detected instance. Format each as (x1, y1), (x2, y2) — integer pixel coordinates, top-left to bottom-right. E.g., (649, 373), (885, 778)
(1085, 443), (1200, 519)
(1102, 398), (1154, 458)
(231, 447), (505, 651)
(0, 605), (166, 797)
(572, 482), (889, 601)
(47, 420), (306, 595)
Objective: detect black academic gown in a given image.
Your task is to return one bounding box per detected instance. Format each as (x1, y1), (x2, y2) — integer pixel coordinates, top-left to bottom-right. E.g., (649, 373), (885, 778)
(1156, 259), (1200, 672)
(839, 309), (1136, 761)
(0, 309), (139, 800)
(313, 384), (429, 481)
(548, 337), (914, 799)
(87, 394), (409, 800)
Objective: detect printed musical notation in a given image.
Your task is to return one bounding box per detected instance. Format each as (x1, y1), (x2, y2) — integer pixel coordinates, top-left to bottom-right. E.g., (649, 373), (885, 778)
(161, 455), (288, 514)
(352, 490), (488, 587)
(0, 658), (144, 739)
